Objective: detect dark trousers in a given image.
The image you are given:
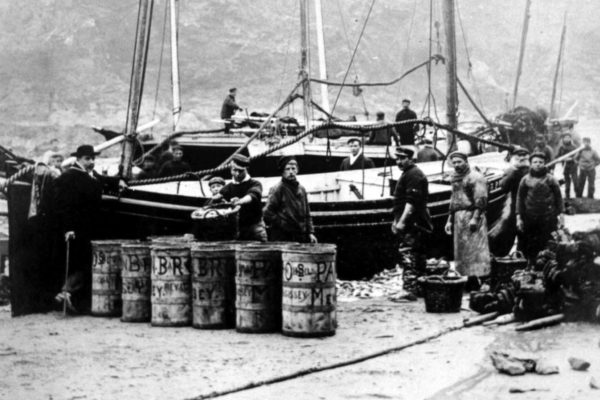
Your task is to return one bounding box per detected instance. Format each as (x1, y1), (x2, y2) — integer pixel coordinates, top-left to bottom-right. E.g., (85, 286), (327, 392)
(563, 164), (578, 199)
(521, 215), (558, 265)
(577, 168), (596, 198)
(269, 227), (310, 243)
(239, 222), (268, 242)
(397, 227), (427, 295)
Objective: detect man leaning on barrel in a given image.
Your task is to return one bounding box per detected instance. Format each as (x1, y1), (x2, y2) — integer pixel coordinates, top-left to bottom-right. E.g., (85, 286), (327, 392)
(213, 154), (267, 242)
(263, 156), (318, 243)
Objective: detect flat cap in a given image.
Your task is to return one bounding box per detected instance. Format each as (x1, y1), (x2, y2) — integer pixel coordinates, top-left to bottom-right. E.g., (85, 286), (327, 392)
(449, 151), (468, 161)
(394, 146), (414, 159)
(510, 146), (529, 156)
(231, 154), (250, 168)
(347, 137), (362, 145)
(529, 151), (547, 161)
(277, 156), (297, 171)
(208, 176), (225, 186)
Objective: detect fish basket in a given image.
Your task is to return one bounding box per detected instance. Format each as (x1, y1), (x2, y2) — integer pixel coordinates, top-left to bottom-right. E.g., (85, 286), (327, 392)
(491, 251), (527, 290)
(191, 204), (240, 241)
(419, 274), (467, 313)
(426, 259), (450, 276)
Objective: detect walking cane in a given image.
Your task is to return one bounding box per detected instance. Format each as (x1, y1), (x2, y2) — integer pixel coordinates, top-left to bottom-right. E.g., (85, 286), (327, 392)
(62, 234), (72, 316)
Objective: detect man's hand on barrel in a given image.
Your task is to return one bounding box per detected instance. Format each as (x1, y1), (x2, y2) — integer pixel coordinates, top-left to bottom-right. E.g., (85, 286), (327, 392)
(309, 234), (318, 244)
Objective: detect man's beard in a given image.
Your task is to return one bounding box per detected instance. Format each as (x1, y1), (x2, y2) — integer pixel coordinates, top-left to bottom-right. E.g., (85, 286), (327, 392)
(454, 164), (469, 174)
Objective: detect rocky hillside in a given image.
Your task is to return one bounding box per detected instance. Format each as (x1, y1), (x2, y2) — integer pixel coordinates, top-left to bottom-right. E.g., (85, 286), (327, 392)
(0, 0), (598, 156)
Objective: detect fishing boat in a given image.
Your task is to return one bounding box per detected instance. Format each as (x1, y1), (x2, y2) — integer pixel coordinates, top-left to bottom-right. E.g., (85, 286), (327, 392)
(6, 0), (510, 282)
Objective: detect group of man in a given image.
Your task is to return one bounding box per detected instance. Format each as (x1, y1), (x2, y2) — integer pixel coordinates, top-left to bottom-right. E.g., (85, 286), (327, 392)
(137, 141), (192, 180)
(556, 134), (600, 198)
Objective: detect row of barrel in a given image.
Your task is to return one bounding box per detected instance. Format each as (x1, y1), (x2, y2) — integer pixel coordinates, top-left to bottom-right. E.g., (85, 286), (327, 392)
(91, 237), (337, 337)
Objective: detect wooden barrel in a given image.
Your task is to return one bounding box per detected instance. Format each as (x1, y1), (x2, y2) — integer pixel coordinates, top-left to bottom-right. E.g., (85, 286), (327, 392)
(235, 243), (288, 333)
(281, 244), (337, 337)
(121, 243), (152, 322)
(91, 240), (123, 317)
(150, 245), (192, 326)
(190, 242), (237, 329)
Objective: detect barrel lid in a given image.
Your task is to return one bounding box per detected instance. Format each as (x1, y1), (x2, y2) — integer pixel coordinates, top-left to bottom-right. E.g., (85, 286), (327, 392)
(150, 243), (192, 251)
(282, 243), (337, 254)
(91, 239), (139, 246)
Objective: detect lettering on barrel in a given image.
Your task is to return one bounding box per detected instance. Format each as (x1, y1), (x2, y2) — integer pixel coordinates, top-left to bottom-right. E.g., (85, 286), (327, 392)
(192, 257), (229, 278)
(192, 282), (226, 302)
(236, 259), (276, 280)
(282, 286), (335, 307)
(152, 280), (191, 298)
(124, 253), (150, 273)
(152, 255), (190, 276)
(283, 261), (334, 283)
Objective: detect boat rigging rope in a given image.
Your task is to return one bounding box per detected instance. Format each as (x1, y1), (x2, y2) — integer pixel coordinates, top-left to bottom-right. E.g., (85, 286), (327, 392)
(149, 0), (169, 139)
(329, 0), (377, 118)
(311, 54), (444, 88)
(0, 164), (35, 193)
(127, 118), (515, 187)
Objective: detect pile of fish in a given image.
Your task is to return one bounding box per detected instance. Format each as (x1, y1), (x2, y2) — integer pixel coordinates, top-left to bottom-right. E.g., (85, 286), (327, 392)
(336, 266), (406, 301)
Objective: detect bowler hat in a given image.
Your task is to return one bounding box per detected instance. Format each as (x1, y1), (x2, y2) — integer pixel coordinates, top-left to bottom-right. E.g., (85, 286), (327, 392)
(70, 145), (99, 158)
(277, 156), (297, 172)
(394, 146), (414, 159)
(231, 154), (250, 168)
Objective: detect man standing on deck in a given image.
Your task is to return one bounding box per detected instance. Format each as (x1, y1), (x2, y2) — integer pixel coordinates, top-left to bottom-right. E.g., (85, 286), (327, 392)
(532, 134), (554, 164)
(220, 87), (243, 133)
(213, 154), (267, 241)
(158, 146), (191, 177)
(392, 147), (432, 299)
(395, 99), (418, 146)
(445, 151), (490, 283)
(340, 138), (375, 171)
(53, 145), (103, 313)
(575, 137), (600, 199)
(263, 156), (317, 243)
(556, 133), (578, 199)
(489, 146), (530, 256)
(368, 111), (399, 146)
(516, 152), (564, 264)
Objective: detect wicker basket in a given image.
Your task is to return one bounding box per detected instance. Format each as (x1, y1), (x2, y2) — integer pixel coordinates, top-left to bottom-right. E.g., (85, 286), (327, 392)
(419, 274), (467, 313)
(191, 204), (240, 241)
(491, 251), (527, 290)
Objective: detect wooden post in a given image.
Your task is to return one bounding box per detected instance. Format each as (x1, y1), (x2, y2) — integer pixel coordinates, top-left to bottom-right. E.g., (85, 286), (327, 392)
(549, 13), (567, 119)
(170, 0), (181, 131)
(119, 0), (154, 180)
(314, 0), (330, 115)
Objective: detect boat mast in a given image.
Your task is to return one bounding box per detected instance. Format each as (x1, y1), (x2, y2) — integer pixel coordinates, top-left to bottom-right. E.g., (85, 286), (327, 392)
(170, 0), (181, 131)
(299, 0), (313, 129)
(314, 0), (330, 115)
(120, 0), (154, 179)
(549, 12), (567, 120)
(442, 0), (458, 132)
(512, 0), (531, 109)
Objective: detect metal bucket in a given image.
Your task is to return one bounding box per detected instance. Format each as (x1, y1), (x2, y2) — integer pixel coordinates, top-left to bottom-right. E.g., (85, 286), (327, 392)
(150, 244), (192, 326)
(190, 242), (237, 329)
(235, 243), (289, 333)
(121, 243), (152, 322)
(281, 243), (337, 337)
(91, 240), (123, 317)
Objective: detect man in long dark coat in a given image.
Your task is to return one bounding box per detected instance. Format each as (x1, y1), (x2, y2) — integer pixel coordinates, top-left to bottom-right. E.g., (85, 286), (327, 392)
(264, 156), (317, 243)
(54, 145), (103, 313)
(220, 87), (242, 133)
(395, 99), (418, 145)
(392, 146), (432, 298)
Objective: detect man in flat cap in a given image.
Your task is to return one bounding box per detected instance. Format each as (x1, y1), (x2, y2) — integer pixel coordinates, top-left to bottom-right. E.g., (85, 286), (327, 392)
(367, 111), (399, 146)
(213, 154), (267, 241)
(53, 144), (103, 312)
(158, 145), (191, 177)
(489, 146), (530, 256)
(532, 134), (554, 164)
(340, 138), (375, 171)
(445, 151), (490, 280)
(137, 154), (159, 180)
(395, 99), (418, 146)
(575, 137), (600, 198)
(392, 146), (432, 298)
(263, 156), (317, 243)
(220, 87), (243, 133)
(516, 152), (564, 264)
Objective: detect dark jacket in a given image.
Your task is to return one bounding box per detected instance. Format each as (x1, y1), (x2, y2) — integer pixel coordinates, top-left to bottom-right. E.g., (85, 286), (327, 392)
(368, 125), (399, 146)
(500, 165), (529, 214)
(393, 164), (432, 230)
(220, 94), (241, 120)
(516, 170), (564, 219)
(556, 142), (577, 169)
(264, 179), (314, 242)
(532, 144), (554, 163)
(158, 160), (191, 177)
(54, 163), (103, 238)
(220, 178), (263, 228)
(137, 167), (159, 180)
(339, 154), (375, 171)
(395, 108), (418, 145)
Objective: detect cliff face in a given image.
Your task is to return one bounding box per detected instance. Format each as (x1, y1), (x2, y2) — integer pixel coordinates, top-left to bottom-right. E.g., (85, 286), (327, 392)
(0, 0), (597, 155)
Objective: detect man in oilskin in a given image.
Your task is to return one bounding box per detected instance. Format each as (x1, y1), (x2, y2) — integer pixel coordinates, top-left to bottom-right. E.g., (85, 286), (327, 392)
(263, 156), (317, 243)
(392, 146), (432, 299)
